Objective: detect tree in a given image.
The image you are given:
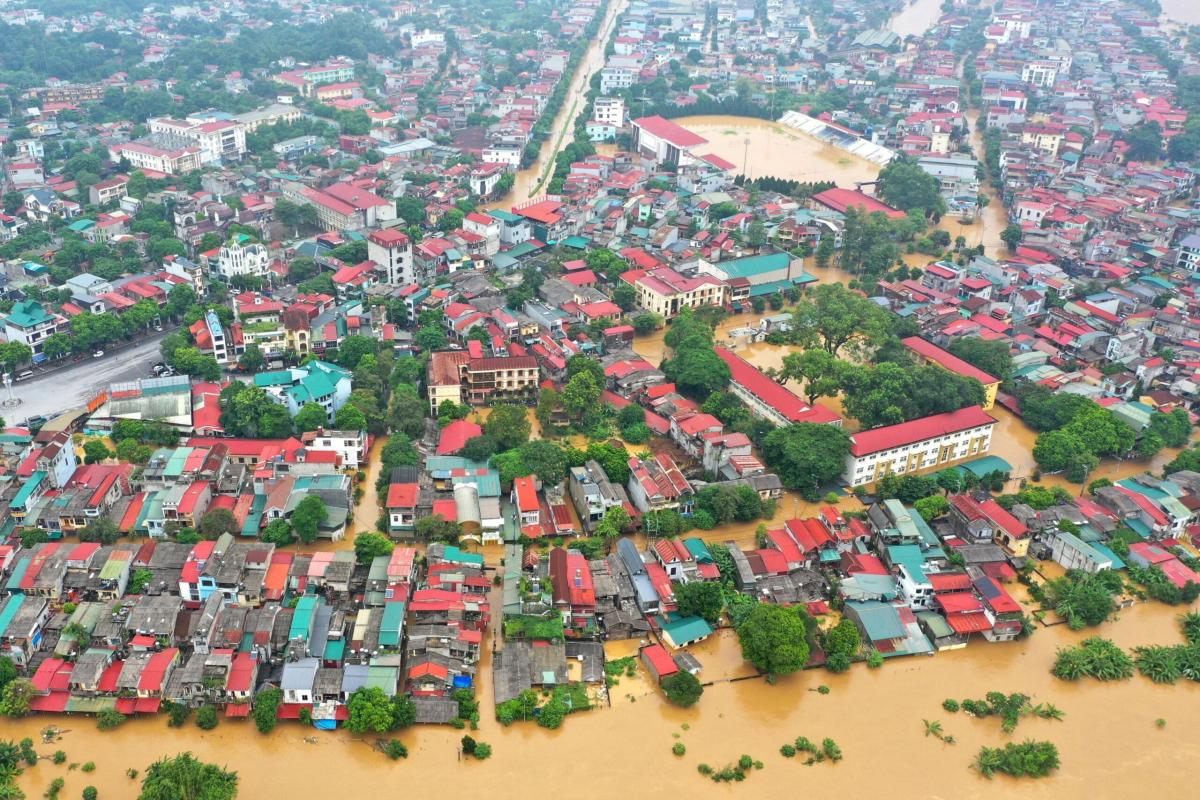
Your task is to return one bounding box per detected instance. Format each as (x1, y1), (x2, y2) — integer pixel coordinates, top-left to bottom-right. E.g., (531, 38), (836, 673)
(0, 679), (35, 717)
(792, 283), (888, 356)
(294, 402), (329, 433)
(877, 158), (946, 216)
(238, 345), (266, 374)
(778, 349), (844, 403)
(388, 384), (428, 439)
(338, 335), (378, 370)
(761, 424), (852, 498)
(562, 370), (602, 422)
(483, 404), (531, 450)
(195, 705), (218, 730)
(199, 509), (238, 539)
(290, 496), (328, 544)
(1000, 224), (1023, 252)
(334, 403), (367, 431)
(736, 604), (811, 676)
(674, 581), (723, 624)
(170, 347), (221, 381)
(1148, 409), (1191, 449)
(395, 197), (426, 226)
(823, 619), (861, 661)
(612, 283), (638, 311)
(81, 518), (121, 545)
(632, 313), (663, 335)
(1122, 121), (1163, 162)
(914, 495), (950, 521)
(391, 694), (417, 729)
(662, 345), (730, 399)
(137, 753), (238, 800)
(83, 439), (111, 465)
(347, 687), (394, 733)
(354, 532), (394, 564)
(948, 337), (1012, 381)
(661, 670), (704, 707)
(260, 519), (294, 547)
(414, 514), (461, 542)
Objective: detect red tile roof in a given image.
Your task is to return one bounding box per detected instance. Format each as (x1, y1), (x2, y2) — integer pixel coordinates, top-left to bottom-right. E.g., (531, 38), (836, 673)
(812, 187), (906, 219)
(902, 336), (998, 385)
(849, 406), (995, 457)
(386, 483), (419, 508)
(633, 115), (708, 148)
(715, 347), (842, 425)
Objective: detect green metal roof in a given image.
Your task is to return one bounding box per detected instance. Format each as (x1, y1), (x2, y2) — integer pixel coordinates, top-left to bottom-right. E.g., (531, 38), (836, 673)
(379, 601), (405, 647)
(4, 560), (29, 593)
(4, 300), (53, 329)
(323, 638), (345, 662)
(847, 599), (905, 640)
(954, 455), (1013, 477)
(682, 538), (713, 563)
(0, 594), (25, 637)
(717, 252), (792, 278)
(440, 545), (484, 567)
(11, 472), (46, 511)
(661, 615), (713, 644)
(289, 595), (319, 641)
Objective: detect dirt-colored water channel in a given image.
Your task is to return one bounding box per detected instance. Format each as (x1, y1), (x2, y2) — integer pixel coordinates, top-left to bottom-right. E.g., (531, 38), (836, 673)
(889, 0), (946, 38)
(480, 0), (627, 210)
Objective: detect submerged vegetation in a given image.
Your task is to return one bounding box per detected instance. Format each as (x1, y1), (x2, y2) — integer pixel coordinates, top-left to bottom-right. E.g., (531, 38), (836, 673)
(973, 741), (1061, 779)
(1052, 637), (1135, 681)
(956, 692), (1064, 733)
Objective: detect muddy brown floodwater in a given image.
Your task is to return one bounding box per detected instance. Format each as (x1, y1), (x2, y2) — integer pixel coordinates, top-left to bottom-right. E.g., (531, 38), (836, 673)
(889, 0), (945, 38)
(677, 116), (884, 185)
(1161, 0), (1200, 25)
(14, 599), (1200, 799)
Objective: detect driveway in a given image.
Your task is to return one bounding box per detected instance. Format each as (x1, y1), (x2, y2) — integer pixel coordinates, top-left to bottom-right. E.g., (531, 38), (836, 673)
(10, 331), (173, 423)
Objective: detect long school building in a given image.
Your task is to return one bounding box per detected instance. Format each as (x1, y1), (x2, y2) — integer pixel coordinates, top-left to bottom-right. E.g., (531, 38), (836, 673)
(844, 405), (996, 487)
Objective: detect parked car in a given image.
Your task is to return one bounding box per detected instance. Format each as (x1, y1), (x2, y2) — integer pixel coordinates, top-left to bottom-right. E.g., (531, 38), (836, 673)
(92, 350), (105, 358)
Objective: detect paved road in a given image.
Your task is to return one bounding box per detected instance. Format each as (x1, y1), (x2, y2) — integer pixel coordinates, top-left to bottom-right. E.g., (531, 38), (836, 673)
(9, 332), (170, 423)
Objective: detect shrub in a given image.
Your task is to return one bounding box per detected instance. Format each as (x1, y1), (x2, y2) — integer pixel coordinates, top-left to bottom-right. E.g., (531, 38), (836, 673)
(1052, 637), (1134, 681)
(942, 699), (960, 713)
(974, 740), (1060, 779)
(253, 687), (283, 734)
(780, 744), (796, 757)
(661, 671), (703, 707)
(53, 751), (67, 764)
(83, 789), (98, 800)
(97, 710), (126, 731)
(673, 743), (686, 756)
(165, 701), (191, 728)
(866, 650), (884, 669)
(195, 705), (218, 730)
(473, 742), (492, 760)
(383, 740), (408, 760)
(81, 762), (95, 773)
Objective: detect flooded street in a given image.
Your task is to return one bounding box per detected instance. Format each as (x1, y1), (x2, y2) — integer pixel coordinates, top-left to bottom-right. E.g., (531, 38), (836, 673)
(889, 0), (945, 38)
(481, 0), (626, 210)
(677, 115), (882, 185)
(1161, 0), (1200, 25)
(15, 599), (1200, 799)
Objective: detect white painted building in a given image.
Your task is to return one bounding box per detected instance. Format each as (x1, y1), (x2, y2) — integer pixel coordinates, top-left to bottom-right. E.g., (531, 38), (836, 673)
(213, 240), (271, 280)
(844, 406), (996, 487)
(593, 96), (626, 127)
(367, 228), (414, 284)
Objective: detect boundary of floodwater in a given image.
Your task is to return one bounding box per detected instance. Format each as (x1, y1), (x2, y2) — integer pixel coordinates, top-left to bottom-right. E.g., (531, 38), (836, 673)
(529, 97), (580, 198)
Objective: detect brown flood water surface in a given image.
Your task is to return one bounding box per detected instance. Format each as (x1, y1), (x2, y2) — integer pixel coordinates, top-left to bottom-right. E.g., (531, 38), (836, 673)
(889, 0), (945, 38)
(14, 602), (1200, 799)
(676, 116), (882, 185)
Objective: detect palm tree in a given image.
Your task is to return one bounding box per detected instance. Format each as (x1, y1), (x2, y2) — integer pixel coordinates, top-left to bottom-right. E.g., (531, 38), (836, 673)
(923, 719), (943, 738)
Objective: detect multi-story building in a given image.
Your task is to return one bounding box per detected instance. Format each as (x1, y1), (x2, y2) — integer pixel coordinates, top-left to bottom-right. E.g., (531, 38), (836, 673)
(254, 360), (353, 419)
(844, 406), (996, 487)
(3, 300), (68, 361)
(621, 265), (727, 319)
(110, 141), (203, 175)
(631, 115), (709, 167)
(233, 103), (303, 133)
(426, 351), (539, 412)
(592, 96), (626, 128)
(88, 175), (130, 206)
(901, 337), (1000, 410)
(281, 181), (397, 232)
(148, 117), (247, 164)
(367, 228), (414, 284)
(212, 239), (271, 281)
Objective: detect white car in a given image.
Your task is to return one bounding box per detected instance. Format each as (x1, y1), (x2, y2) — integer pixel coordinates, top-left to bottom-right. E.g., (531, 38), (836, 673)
(92, 350), (105, 358)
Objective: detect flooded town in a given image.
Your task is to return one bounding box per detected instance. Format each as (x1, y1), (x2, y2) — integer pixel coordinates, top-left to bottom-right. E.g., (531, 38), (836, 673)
(0, 0), (1199, 796)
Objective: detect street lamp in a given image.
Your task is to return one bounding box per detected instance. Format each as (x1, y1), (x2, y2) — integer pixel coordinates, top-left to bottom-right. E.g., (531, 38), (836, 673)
(742, 137), (751, 180)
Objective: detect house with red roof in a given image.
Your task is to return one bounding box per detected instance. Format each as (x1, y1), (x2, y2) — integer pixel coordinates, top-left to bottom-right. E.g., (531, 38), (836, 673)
(549, 547), (596, 633)
(386, 483), (421, 536)
(627, 453), (693, 515)
(948, 494), (1030, 557)
(512, 475), (540, 528)
(811, 187), (907, 220)
(631, 115), (708, 167)
(640, 643), (679, 682)
(436, 418), (482, 456)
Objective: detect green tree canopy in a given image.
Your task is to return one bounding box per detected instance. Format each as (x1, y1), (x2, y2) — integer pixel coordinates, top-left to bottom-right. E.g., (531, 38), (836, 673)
(736, 604), (811, 676)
